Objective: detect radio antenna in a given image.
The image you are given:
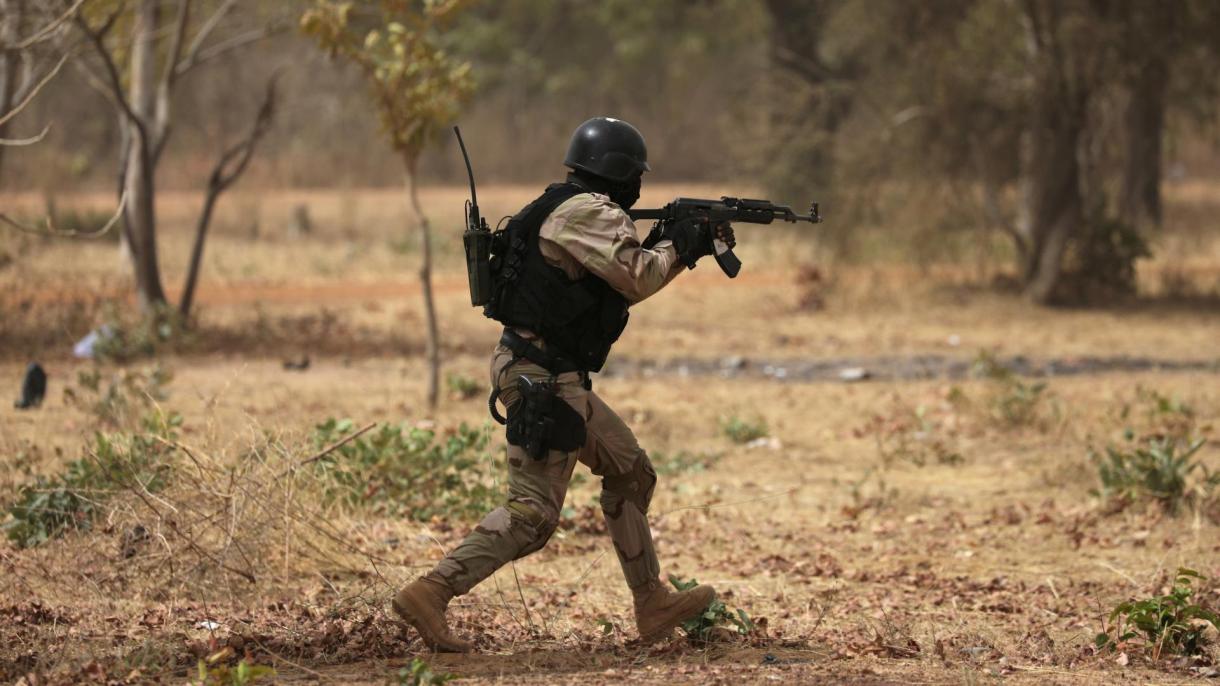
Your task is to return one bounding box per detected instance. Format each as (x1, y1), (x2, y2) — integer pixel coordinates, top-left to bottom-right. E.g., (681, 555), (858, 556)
(454, 126), (478, 209)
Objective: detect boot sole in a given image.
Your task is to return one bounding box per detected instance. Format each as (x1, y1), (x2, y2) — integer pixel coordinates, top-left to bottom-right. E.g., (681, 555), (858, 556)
(392, 595), (472, 654)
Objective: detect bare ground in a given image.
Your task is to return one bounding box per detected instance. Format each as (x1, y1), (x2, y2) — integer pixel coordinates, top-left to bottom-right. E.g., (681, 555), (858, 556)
(1, 186), (1220, 684)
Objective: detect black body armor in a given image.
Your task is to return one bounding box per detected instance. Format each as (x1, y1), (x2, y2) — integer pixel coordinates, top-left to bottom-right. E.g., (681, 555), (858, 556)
(484, 183), (629, 373)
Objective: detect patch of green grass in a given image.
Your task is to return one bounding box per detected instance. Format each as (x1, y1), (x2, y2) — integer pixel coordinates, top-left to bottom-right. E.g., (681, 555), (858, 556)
(652, 450), (723, 476)
(668, 575), (756, 643)
(1096, 568), (1220, 661)
(311, 418), (499, 520)
(2, 411), (180, 548)
(720, 416), (768, 444)
(1092, 437), (1215, 515)
(445, 373), (481, 400)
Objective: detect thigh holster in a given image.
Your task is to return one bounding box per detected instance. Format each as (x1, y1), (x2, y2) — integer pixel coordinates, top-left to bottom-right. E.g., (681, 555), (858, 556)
(505, 376), (586, 460)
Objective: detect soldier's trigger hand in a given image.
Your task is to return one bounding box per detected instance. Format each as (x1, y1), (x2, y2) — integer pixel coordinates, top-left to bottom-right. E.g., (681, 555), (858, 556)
(714, 222), (736, 249)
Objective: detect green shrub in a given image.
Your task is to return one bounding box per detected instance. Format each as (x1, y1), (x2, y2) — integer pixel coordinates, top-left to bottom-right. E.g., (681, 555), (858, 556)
(89, 304), (189, 362)
(720, 416), (768, 444)
(196, 651), (275, 686)
(3, 412), (180, 548)
(445, 373), (481, 400)
(311, 419), (499, 520)
(1092, 437), (1213, 514)
(396, 658), (455, 686)
(1096, 568), (1220, 660)
(669, 575), (756, 643)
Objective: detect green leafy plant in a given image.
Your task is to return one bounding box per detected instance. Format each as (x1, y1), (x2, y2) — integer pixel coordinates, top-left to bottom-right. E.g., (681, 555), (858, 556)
(1092, 437), (1213, 514)
(445, 373), (481, 400)
(720, 416), (768, 444)
(396, 657), (455, 686)
(85, 304), (189, 363)
(1096, 568), (1220, 660)
(311, 419), (499, 520)
(3, 411), (181, 548)
(668, 575), (755, 643)
(971, 350), (1055, 428)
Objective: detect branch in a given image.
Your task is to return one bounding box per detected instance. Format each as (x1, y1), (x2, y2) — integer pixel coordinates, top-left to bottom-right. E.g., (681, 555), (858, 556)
(175, 26), (277, 78)
(276, 422), (376, 479)
(216, 74), (278, 190)
(180, 0), (238, 69)
(152, 0), (194, 163)
(10, 0), (87, 50)
(178, 72), (279, 317)
(0, 189), (128, 238)
(0, 52), (68, 127)
(0, 122), (51, 146)
(74, 12), (148, 143)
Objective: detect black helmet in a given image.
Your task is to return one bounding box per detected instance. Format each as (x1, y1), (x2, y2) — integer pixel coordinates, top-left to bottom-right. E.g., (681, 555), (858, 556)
(563, 117), (650, 183)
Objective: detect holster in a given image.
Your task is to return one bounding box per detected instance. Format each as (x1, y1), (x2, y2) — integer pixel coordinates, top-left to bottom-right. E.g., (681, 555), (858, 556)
(505, 376), (586, 460)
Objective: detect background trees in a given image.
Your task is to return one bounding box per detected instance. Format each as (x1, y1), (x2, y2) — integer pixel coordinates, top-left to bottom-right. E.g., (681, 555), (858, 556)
(4, 0), (1219, 308)
(71, 0), (280, 315)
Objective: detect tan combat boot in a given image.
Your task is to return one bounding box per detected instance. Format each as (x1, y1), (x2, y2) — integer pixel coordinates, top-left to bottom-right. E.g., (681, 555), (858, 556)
(633, 578), (716, 643)
(392, 578), (474, 653)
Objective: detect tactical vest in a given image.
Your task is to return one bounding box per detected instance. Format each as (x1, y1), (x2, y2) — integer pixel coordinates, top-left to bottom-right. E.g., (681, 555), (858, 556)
(484, 183), (629, 372)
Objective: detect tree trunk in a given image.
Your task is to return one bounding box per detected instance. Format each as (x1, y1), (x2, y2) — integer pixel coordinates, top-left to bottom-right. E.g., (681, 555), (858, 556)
(0, 0), (25, 188)
(124, 0), (168, 312)
(1119, 56), (1166, 228)
(1017, 1), (1090, 305)
(178, 183), (218, 320)
(405, 159), (440, 410)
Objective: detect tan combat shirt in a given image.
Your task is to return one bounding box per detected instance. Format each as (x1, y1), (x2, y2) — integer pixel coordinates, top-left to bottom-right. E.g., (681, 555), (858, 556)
(537, 192), (683, 305)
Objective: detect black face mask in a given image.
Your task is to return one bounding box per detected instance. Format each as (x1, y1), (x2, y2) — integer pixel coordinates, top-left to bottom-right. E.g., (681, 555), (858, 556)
(609, 175), (641, 210)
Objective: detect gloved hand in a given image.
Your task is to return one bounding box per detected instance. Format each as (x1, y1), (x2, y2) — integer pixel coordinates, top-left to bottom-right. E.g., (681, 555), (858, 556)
(661, 216), (734, 268)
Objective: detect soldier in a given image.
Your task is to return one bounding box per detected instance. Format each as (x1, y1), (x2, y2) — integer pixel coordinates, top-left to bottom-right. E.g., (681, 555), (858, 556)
(393, 117), (735, 652)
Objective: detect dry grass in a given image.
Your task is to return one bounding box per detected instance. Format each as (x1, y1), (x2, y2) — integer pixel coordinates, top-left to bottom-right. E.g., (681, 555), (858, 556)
(1, 184), (1220, 684)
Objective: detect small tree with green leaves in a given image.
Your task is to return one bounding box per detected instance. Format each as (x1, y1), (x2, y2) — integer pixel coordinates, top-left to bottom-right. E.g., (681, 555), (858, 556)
(301, 0), (473, 410)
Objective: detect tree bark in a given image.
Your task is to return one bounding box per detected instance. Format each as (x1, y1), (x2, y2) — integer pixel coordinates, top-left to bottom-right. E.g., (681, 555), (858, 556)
(124, 0), (168, 312)
(1119, 55), (1166, 228)
(405, 158), (440, 410)
(1017, 0), (1090, 305)
(0, 0), (26, 188)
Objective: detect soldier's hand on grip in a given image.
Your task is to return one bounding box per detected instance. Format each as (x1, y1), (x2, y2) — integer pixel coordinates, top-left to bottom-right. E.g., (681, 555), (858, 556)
(713, 221), (736, 249)
(661, 215), (716, 267)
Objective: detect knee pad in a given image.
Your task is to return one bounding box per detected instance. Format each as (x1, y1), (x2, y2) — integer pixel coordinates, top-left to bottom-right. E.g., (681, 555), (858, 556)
(601, 451), (657, 515)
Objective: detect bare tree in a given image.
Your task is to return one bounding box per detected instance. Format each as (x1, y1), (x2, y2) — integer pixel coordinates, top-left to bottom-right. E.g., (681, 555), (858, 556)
(73, 0), (278, 315)
(0, 0), (82, 169)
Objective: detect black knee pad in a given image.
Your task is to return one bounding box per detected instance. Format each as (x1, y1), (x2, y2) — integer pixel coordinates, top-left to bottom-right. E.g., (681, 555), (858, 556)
(602, 451), (657, 514)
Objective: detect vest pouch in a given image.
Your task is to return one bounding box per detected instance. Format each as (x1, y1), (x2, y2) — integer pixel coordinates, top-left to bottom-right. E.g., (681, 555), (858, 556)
(463, 226), (493, 306)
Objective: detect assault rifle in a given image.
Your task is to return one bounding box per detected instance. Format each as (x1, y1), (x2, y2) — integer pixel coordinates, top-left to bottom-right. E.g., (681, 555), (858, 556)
(628, 197), (821, 278)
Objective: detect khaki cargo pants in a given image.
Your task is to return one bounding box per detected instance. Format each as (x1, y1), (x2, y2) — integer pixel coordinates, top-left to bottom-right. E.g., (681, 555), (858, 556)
(424, 343), (660, 594)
